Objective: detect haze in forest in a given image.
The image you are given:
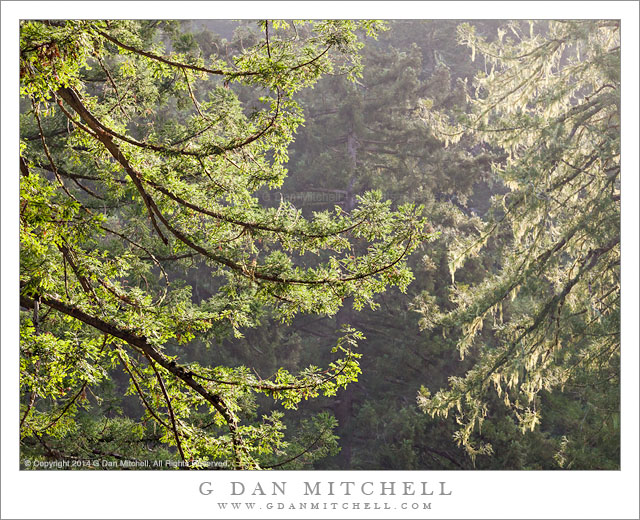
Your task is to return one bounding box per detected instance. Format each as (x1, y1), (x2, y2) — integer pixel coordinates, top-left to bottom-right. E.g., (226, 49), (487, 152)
(19, 19), (620, 470)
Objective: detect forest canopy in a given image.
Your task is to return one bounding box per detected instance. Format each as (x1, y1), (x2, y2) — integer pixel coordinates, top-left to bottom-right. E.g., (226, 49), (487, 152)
(19, 19), (620, 470)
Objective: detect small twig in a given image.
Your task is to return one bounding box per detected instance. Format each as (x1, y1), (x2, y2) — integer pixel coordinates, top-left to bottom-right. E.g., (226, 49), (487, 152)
(144, 354), (187, 464)
(117, 349), (172, 431)
(96, 53), (128, 120)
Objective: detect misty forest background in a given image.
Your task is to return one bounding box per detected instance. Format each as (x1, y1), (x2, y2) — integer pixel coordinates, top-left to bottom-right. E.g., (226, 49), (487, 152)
(19, 19), (620, 470)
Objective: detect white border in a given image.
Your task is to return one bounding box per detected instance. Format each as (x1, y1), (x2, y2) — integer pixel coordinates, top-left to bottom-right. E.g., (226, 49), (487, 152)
(2, 2), (638, 519)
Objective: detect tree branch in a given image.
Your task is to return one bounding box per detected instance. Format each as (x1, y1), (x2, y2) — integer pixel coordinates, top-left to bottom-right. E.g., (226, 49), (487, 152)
(57, 87), (168, 244)
(19, 293), (237, 433)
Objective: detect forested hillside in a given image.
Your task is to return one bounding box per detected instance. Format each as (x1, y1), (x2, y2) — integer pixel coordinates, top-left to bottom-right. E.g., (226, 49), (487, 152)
(19, 19), (620, 470)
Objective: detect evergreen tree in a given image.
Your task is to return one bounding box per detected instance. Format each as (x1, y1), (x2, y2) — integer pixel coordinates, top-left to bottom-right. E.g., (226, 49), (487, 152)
(417, 20), (620, 466)
(19, 18), (620, 472)
(268, 21), (499, 470)
(19, 19), (434, 469)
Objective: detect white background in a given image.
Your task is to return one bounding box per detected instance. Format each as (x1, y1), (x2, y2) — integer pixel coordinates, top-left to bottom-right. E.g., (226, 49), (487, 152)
(2, 2), (638, 519)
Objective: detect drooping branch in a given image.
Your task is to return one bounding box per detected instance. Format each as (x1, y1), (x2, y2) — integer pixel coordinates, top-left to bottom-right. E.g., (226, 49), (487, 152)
(19, 293), (237, 431)
(96, 30), (230, 76)
(189, 353), (353, 393)
(57, 87), (168, 244)
(95, 27), (335, 79)
(57, 85), (280, 159)
(480, 236), (620, 386)
(144, 177), (367, 240)
(53, 86), (418, 286)
(53, 85), (390, 244)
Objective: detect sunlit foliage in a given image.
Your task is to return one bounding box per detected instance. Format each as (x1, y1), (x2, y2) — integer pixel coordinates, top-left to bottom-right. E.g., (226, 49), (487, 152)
(417, 20), (620, 463)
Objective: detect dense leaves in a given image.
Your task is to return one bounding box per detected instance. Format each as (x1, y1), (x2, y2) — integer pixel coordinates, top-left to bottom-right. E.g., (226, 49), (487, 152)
(416, 20), (620, 462)
(19, 19), (620, 471)
(19, 19), (433, 469)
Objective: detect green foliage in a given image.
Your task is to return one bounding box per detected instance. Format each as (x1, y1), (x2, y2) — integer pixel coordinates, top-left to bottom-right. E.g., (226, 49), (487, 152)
(416, 20), (620, 465)
(19, 18), (619, 472)
(19, 19), (434, 469)
(260, 411), (342, 470)
(233, 20), (505, 471)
